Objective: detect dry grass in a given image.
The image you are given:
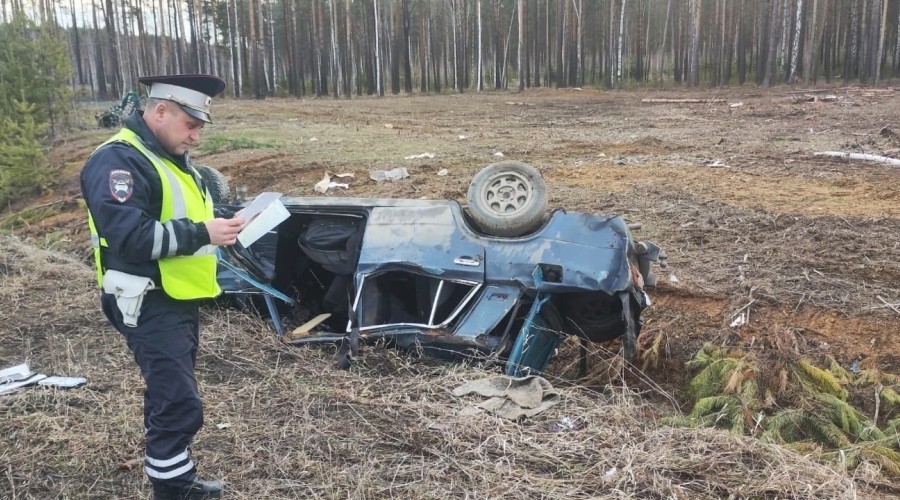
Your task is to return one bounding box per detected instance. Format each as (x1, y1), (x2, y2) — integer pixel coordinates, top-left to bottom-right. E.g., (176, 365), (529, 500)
(2, 234), (895, 499)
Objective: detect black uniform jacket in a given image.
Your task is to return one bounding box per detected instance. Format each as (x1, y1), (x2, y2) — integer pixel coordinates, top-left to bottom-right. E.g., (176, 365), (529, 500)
(80, 112), (211, 285)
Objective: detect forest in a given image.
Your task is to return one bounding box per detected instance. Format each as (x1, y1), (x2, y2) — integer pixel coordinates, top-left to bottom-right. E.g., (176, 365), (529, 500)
(3, 0), (900, 99)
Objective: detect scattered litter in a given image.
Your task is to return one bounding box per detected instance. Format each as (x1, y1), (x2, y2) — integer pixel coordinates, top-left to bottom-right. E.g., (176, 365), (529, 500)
(0, 363), (31, 383)
(706, 160), (729, 168)
(216, 422), (232, 430)
(605, 466), (618, 478)
(404, 152), (435, 160)
(543, 415), (584, 433)
(309, 137), (318, 142)
(668, 273), (679, 284)
(288, 118), (299, 122)
(729, 102), (744, 109)
(730, 312), (747, 328)
(1, 362), (85, 395)
(458, 135), (468, 140)
(38, 376), (87, 389)
(383, 123), (394, 129)
(1, 363), (46, 395)
(314, 172), (353, 193)
(437, 169), (449, 176)
(0, 373), (47, 395)
(452, 375), (559, 420)
(369, 167), (409, 182)
(493, 151), (504, 157)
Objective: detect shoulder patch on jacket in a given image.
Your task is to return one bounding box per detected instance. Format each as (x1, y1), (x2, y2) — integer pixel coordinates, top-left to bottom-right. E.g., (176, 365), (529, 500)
(109, 169), (134, 202)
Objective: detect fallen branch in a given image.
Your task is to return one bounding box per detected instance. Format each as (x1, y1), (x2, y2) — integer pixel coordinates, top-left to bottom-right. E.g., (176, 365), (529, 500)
(876, 295), (900, 315)
(786, 87), (854, 94)
(813, 151), (900, 166)
(641, 98), (726, 104)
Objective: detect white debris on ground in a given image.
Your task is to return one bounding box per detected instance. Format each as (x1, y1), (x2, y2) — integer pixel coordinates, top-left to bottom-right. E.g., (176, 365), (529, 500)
(404, 152), (435, 160)
(314, 171), (354, 193)
(370, 167), (409, 182)
(0, 362), (86, 395)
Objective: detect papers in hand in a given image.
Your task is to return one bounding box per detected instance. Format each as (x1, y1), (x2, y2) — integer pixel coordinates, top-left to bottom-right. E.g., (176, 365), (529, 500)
(236, 192), (290, 247)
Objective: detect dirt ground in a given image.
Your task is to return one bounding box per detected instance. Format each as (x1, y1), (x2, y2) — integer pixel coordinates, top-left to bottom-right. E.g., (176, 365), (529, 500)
(3, 85), (900, 498)
(39, 85), (900, 373)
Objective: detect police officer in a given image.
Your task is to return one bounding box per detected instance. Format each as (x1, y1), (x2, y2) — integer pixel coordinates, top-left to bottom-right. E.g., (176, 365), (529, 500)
(80, 74), (245, 499)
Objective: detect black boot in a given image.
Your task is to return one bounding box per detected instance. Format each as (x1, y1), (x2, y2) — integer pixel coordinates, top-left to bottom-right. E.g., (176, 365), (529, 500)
(152, 478), (225, 499)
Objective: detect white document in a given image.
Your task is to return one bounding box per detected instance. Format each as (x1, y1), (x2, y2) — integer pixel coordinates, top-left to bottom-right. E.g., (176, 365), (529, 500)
(235, 192), (282, 222)
(0, 363), (32, 383)
(235, 193), (291, 248)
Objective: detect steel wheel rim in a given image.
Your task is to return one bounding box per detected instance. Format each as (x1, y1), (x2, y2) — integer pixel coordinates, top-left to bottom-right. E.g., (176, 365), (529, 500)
(480, 171), (534, 216)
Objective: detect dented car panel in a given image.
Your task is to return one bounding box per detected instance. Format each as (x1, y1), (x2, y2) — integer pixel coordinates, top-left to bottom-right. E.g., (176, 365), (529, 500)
(218, 195), (662, 374)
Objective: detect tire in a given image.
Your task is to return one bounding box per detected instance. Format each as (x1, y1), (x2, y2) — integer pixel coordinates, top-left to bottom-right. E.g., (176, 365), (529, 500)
(561, 292), (625, 343)
(466, 161), (547, 237)
(196, 164), (230, 203)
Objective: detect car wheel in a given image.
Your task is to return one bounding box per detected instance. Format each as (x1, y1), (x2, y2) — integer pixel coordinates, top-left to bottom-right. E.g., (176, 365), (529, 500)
(466, 161), (547, 237)
(561, 293), (625, 343)
(505, 302), (563, 377)
(196, 164), (230, 203)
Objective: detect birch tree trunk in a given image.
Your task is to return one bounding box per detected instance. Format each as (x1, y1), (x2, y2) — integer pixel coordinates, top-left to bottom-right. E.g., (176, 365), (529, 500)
(517, 0), (524, 91)
(476, 0), (482, 91)
(606, 0), (616, 88)
(788, 0), (802, 83)
(894, 0), (900, 75)
(374, 0), (383, 95)
(229, 0), (242, 97)
(779, 0), (790, 74)
(617, 0), (626, 84)
(346, 0), (356, 96)
(574, 0), (582, 85)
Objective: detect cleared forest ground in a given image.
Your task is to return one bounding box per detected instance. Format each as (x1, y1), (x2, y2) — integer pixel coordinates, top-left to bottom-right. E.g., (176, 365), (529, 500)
(2, 85), (900, 498)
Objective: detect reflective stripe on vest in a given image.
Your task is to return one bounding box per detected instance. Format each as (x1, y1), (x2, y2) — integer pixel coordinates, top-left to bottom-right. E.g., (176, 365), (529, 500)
(86, 128), (220, 300)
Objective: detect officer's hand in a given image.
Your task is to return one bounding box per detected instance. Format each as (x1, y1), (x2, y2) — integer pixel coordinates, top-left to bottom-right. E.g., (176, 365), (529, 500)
(206, 217), (245, 246)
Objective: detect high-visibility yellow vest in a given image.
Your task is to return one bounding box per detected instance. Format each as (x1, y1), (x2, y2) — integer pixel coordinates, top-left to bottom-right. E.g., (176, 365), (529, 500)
(87, 128), (220, 299)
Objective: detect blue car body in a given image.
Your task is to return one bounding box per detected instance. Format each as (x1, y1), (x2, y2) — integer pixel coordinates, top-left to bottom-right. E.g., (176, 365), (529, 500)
(218, 196), (663, 374)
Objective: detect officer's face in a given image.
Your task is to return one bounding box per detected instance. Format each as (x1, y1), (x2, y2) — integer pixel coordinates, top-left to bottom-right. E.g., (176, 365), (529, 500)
(153, 102), (205, 156)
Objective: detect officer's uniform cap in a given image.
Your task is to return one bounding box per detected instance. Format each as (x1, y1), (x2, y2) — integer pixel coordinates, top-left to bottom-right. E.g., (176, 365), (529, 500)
(139, 74), (226, 124)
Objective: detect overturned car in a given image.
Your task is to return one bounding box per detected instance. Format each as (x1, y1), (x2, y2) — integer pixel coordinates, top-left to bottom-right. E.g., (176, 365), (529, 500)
(208, 161), (665, 375)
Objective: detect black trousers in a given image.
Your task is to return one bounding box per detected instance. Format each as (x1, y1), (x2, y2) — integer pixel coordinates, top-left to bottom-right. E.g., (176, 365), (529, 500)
(102, 290), (203, 487)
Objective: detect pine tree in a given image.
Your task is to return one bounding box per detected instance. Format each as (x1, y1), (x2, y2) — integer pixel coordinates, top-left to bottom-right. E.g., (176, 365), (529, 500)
(0, 13), (71, 206)
(0, 100), (49, 207)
